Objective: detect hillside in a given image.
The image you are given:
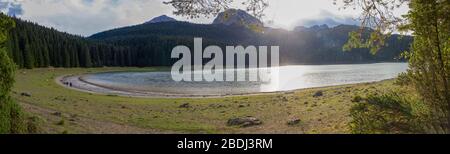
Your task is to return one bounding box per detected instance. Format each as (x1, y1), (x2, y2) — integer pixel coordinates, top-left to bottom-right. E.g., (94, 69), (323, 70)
(4, 14), (136, 68)
(4, 10), (412, 69)
(91, 20), (412, 65)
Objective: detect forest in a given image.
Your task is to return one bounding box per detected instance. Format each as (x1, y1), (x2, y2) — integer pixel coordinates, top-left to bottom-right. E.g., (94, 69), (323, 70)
(3, 13), (412, 69)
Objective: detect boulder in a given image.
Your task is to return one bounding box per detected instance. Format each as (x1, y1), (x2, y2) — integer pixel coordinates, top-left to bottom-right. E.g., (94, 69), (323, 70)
(313, 91), (324, 97)
(21, 92), (32, 97)
(287, 119), (301, 126)
(179, 103), (190, 108)
(52, 112), (62, 117)
(227, 116), (262, 127)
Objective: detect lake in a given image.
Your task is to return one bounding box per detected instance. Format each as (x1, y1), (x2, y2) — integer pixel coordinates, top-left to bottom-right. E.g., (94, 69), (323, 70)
(78, 63), (408, 96)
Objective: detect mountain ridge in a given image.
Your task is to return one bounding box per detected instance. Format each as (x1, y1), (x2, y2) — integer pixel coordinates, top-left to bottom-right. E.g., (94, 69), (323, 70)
(145, 15), (177, 24)
(4, 12), (412, 69)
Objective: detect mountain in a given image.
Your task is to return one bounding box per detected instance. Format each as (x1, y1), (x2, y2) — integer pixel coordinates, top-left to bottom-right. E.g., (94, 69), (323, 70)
(263, 24), (411, 64)
(212, 9), (263, 28)
(145, 15), (177, 24)
(4, 10), (412, 69)
(90, 14), (411, 65)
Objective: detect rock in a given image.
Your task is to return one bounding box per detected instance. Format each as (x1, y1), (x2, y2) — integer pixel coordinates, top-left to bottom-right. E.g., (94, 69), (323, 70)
(213, 9), (263, 28)
(287, 119), (301, 126)
(21, 92), (32, 97)
(179, 103), (190, 108)
(209, 104), (226, 108)
(52, 112), (62, 117)
(227, 116), (262, 127)
(313, 91), (324, 97)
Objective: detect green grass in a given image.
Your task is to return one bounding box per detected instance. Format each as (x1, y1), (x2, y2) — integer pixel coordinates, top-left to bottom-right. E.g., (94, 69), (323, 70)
(11, 67), (412, 134)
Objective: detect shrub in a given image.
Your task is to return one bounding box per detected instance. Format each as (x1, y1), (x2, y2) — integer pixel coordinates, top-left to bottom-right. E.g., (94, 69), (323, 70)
(56, 119), (65, 126)
(352, 95), (363, 103)
(349, 92), (426, 134)
(27, 116), (44, 134)
(394, 72), (411, 86)
(0, 96), (27, 134)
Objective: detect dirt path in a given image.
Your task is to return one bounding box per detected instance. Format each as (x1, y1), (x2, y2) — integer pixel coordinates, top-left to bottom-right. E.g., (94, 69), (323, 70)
(19, 102), (170, 134)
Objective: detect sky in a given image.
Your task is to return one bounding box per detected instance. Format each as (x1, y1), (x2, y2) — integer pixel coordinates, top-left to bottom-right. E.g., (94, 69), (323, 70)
(0, 0), (409, 36)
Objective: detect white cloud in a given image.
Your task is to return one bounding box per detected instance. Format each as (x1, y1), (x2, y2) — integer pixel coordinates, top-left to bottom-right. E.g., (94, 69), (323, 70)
(17, 0), (178, 36)
(293, 10), (360, 28)
(10, 0), (409, 36)
(0, 0), (24, 16)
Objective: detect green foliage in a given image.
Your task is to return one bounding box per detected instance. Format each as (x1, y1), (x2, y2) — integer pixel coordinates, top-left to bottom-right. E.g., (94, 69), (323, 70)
(0, 96), (27, 134)
(351, 95), (363, 103)
(0, 14), (16, 98)
(403, 0), (450, 133)
(56, 119), (65, 126)
(0, 14), (14, 43)
(1, 13), (32, 134)
(350, 92), (427, 134)
(394, 72), (411, 86)
(26, 116), (43, 134)
(342, 0), (450, 133)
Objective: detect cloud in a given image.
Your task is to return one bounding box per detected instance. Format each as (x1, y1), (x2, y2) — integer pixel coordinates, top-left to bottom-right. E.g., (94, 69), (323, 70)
(12, 0), (187, 36)
(7, 3), (22, 16)
(294, 10), (360, 27)
(0, 0), (24, 16)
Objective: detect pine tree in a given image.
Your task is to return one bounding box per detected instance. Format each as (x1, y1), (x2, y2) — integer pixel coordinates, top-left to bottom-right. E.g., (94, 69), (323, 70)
(0, 13), (26, 134)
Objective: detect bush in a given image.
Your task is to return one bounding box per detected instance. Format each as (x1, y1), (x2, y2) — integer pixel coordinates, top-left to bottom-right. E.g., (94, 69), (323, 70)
(0, 14), (32, 134)
(349, 92), (426, 134)
(394, 72), (411, 86)
(352, 95), (363, 103)
(56, 119), (65, 126)
(0, 96), (27, 134)
(27, 116), (44, 134)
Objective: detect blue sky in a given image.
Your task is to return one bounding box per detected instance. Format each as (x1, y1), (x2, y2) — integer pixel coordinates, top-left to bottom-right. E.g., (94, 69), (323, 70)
(0, 0), (408, 36)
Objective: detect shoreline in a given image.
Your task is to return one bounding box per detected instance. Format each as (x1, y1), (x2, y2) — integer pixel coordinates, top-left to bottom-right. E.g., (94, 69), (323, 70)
(57, 75), (283, 98)
(57, 73), (393, 99)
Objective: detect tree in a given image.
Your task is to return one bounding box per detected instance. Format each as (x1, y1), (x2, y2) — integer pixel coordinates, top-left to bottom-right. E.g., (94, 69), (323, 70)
(164, 0), (268, 19)
(0, 13), (26, 134)
(0, 14), (16, 99)
(402, 0), (450, 133)
(338, 0), (449, 133)
(335, 0), (409, 53)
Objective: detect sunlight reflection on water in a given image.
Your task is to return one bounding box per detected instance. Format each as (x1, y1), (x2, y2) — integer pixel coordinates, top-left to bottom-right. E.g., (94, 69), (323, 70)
(81, 63), (408, 95)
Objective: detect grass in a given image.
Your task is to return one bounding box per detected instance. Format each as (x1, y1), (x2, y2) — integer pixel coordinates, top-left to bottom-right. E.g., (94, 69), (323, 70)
(11, 67), (413, 134)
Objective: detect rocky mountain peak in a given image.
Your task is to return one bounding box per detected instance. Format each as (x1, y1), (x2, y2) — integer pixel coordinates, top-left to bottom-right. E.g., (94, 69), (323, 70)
(145, 15), (177, 24)
(212, 9), (263, 28)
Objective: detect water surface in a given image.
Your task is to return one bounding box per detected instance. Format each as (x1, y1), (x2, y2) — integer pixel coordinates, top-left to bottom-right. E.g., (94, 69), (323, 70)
(81, 63), (408, 95)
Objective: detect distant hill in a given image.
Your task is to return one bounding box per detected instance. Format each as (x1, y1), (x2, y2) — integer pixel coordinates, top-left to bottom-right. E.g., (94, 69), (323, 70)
(264, 25), (411, 64)
(4, 9), (412, 69)
(90, 9), (412, 65)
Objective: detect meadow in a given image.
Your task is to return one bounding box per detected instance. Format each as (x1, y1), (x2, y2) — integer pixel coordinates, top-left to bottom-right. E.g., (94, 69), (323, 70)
(12, 67), (414, 134)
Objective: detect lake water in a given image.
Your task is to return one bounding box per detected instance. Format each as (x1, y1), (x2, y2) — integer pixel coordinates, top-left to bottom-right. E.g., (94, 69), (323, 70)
(80, 63), (408, 95)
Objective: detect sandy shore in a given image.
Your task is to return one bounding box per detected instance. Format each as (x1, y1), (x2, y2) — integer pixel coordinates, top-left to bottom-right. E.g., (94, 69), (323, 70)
(57, 75), (283, 98)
